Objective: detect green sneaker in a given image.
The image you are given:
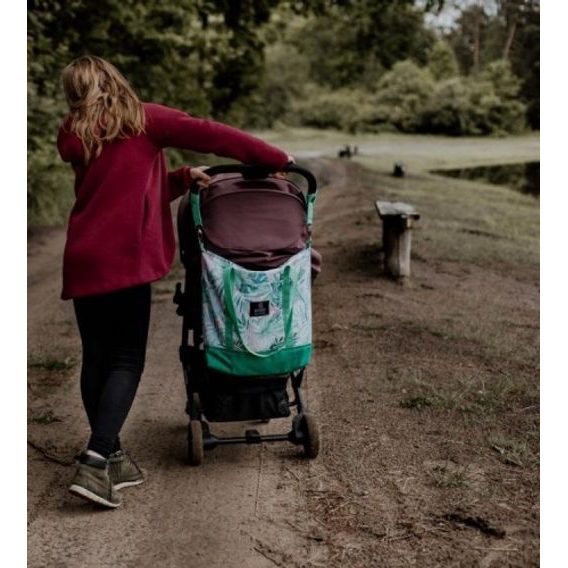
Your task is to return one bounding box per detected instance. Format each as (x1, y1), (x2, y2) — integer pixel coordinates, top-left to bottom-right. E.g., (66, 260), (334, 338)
(108, 450), (145, 490)
(69, 453), (120, 509)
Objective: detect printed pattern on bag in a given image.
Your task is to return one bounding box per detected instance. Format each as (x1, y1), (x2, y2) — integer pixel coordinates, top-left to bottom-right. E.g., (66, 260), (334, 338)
(202, 248), (312, 355)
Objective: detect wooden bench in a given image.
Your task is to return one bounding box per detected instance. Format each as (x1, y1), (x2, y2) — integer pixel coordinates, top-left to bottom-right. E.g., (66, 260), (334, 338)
(374, 201), (420, 280)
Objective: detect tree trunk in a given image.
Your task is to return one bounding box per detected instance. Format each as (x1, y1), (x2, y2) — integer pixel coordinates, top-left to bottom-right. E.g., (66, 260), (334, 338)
(503, 19), (517, 60)
(473, 6), (481, 73)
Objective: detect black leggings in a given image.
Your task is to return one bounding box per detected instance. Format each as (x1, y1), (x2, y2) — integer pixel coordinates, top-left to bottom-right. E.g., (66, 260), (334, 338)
(73, 284), (151, 458)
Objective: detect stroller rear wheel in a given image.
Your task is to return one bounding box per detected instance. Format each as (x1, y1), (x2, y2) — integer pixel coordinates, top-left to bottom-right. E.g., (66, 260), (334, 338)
(301, 413), (320, 459)
(188, 420), (204, 466)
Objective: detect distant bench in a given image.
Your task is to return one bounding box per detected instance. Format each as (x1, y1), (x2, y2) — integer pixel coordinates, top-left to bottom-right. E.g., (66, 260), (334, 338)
(374, 201), (420, 281)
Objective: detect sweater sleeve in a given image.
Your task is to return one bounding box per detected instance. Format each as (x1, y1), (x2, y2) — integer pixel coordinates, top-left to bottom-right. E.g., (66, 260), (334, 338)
(57, 121), (84, 164)
(167, 166), (192, 202)
(145, 103), (289, 170)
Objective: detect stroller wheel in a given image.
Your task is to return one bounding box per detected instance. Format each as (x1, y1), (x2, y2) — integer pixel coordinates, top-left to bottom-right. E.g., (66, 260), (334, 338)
(301, 413), (320, 459)
(188, 420), (204, 466)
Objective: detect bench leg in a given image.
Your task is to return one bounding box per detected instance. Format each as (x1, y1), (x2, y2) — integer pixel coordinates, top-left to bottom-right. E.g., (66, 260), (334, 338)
(382, 219), (413, 279)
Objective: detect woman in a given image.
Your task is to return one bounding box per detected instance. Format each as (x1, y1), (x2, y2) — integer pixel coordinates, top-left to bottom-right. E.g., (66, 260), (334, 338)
(57, 55), (292, 508)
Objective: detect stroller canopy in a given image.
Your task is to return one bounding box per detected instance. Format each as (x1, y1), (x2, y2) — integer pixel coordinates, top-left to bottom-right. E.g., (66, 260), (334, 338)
(179, 173), (315, 271)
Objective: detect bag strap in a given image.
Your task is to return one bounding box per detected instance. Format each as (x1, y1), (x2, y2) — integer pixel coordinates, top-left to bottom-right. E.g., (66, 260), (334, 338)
(223, 265), (293, 357)
(306, 192), (317, 226)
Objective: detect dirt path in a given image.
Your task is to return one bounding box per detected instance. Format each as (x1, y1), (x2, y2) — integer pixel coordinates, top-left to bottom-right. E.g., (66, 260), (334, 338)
(27, 183), (331, 568)
(27, 158), (539, 567)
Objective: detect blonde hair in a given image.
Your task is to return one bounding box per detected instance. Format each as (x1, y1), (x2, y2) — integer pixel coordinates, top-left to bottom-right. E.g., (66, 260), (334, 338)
(62, 55), (145, 163)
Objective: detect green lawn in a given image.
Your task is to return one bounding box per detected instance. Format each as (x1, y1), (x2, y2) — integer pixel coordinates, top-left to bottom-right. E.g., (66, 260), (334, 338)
(257, 128), (540, 273)
(254, 127), (540, 171)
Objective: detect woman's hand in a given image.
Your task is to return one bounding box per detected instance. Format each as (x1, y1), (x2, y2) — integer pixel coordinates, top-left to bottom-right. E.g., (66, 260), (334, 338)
(190, 166), (212, 188)
(274, 155), (295, 179)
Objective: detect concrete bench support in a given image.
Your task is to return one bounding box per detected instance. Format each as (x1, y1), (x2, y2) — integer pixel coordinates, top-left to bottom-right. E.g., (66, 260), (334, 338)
(374, 201), (420, 280)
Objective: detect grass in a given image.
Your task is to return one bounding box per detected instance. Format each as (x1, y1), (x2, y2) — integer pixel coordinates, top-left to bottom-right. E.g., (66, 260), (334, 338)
(430, 463), (469, 489)
(261, 127), (539, 273)
(28, 355), (77, 372)
(400, 395), (439, 410)
(397, 369), (538, 417)
(28, 410), (62, 425)
(254, 127), (539, 170)
(488, 434), (539, 468)
(351, 168), (539, 273)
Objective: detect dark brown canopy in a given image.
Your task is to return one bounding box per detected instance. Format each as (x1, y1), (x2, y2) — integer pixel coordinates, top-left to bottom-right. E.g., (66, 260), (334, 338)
(177, 173), (321, 275)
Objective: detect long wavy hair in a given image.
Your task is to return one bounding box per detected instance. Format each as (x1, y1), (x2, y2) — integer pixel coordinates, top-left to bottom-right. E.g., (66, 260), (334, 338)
(61, 55), (145, 163)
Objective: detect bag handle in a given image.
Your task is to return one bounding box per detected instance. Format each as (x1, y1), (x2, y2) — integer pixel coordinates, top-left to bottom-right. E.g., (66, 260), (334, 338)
(223, 265), (293, 358)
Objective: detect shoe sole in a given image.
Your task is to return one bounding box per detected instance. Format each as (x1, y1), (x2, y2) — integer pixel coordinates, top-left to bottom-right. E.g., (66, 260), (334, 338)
(114, 477), (145, 491)
(69, 484), (120, 508)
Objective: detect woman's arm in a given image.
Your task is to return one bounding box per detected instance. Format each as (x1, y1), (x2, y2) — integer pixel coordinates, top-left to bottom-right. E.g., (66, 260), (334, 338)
(57, 121), (83, 164)
(167, 166), (192, 202)
(145, 103), (289, 170)
(167, 166), (212, 202)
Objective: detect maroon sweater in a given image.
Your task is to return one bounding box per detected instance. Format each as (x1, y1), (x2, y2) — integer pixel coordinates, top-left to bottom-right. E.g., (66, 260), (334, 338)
(57, 103), (289, 299)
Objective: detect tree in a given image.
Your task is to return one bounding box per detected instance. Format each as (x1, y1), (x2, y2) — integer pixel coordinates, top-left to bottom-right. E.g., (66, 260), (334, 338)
(293, 0), (441, 90)
(27, 0), (327, 224)
(446, 0), (539, 128)
(369, 60), (436, 132)
(427, 39), (459, 80)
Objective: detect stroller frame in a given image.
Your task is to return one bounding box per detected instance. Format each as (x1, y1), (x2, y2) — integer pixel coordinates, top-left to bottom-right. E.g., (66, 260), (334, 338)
(174, 164), (320, 465)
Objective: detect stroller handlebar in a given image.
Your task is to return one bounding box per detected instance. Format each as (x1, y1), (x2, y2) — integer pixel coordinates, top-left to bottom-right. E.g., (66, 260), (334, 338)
(190, 163), (317, 196)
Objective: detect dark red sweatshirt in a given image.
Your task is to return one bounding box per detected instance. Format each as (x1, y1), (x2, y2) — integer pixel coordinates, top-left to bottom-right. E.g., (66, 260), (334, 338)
(56, 103), (289, 299)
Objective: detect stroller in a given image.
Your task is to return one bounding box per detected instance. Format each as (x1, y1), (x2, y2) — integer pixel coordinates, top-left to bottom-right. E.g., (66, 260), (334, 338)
(174, 163), (321, 465)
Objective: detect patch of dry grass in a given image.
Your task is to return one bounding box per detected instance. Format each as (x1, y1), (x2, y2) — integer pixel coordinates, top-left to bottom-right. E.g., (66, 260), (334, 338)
(28, 354), (77, 372)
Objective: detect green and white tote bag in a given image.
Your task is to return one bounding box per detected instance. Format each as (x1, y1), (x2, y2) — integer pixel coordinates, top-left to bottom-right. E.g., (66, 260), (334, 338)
(201, 248), (312, 376)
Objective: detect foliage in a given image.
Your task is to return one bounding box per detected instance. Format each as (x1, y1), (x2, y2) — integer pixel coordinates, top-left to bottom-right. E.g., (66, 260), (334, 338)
(368, 60), (436, 132)
(27, 0), (536, 227)
(422, 75), (525, 136)
(292, 86), (368, 132)
(445, 0), (539, 128)
(421, 61), (525, 136)
(293, 1), (437, 90)
(290, 58), (526, 136)
(224, 40), (311, 129)
(480, 59), (522, 100)
(427, 39), (459, 81)
(27, 0), (318, 225)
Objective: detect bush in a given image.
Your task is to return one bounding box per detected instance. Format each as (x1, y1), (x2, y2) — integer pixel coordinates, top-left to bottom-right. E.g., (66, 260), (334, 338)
(293, 86), (368, 132)
(27, 71), (74, 226)
(226, 42), (311, 129)
(422, 75), (526, 136)
(289, 58), (526, 137)
(364, 60), (435, 132)
(480, 60), (522, 100)
(421, 77), (475, 135)
(427, 40), (459, 81)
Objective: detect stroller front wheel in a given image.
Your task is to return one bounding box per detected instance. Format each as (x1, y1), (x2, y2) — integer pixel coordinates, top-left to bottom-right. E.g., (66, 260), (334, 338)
(188, 420), (204, 466)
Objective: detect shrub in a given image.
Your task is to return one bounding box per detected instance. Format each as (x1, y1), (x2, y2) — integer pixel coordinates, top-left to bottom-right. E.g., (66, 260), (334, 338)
(227, 42), (311, 129)
(481, 60), (523, 100)
(366, 60), (435, 132)
(293, 86), (368, 132)
(422, 69), (526, 136)
(427, 40), (460, 81)
(421, 77), (475, 135)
